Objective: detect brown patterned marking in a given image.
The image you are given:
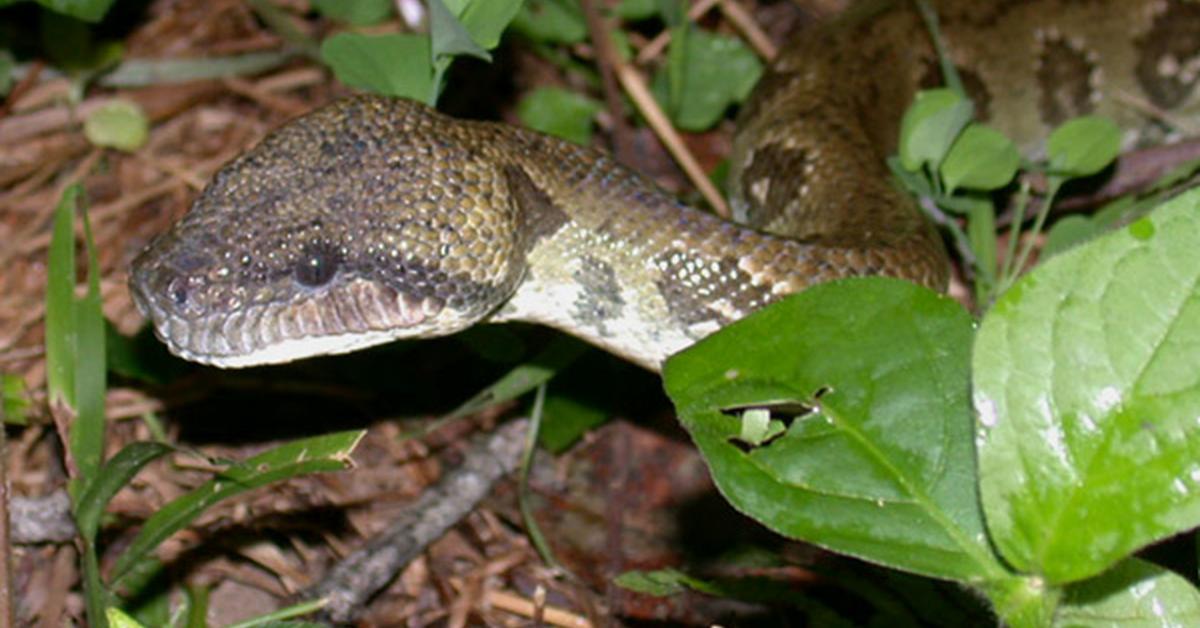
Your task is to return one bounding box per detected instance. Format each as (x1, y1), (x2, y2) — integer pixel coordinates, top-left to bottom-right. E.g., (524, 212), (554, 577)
(502, 165), (570, 250)
(740, 143), (810, 228)
(571, 256), (624, 334)
(1135, 1), (1200, 109)
(1036, 33), (1097, 126)
(654, 253), (774, 328)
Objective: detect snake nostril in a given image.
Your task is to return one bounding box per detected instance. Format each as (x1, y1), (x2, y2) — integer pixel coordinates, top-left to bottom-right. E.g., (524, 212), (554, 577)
(295, 245), (341, 288)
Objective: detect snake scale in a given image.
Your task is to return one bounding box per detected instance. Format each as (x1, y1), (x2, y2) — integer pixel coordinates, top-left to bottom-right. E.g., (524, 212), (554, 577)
(130, 0), (1200, 371)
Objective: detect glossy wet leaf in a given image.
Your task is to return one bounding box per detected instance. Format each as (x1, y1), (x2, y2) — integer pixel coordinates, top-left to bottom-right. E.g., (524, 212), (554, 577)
(1056, 558), (1200, 627)
(975, 188), (1200, 584)
(664, 278), (1004, 582)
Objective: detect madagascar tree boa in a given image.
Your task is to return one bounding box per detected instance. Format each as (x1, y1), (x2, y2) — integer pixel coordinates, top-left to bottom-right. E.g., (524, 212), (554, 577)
(130, 0), (1200, 371)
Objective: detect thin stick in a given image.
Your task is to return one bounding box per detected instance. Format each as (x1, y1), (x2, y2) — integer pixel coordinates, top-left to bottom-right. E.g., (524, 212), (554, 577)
(299, 420), (530, 623)
(718, 0), (777, 60)
(580, 0), (636, 164)
(614, 62), (730, 215)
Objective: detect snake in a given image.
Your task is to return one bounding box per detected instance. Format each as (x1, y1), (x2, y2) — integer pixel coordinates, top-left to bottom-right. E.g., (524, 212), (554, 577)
(129, 0), (1200, 372)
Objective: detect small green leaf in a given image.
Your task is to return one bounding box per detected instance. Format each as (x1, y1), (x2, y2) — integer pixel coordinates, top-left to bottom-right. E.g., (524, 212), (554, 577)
(510, 0), (586, 44)
(1, 374), (30, 425)
(976, 187), (1200, 583)
(898, 88), (973, 172)
(84, 99), (148, 152)
(616, 0), (657, 19)
(444, 336), (587, 420)
(309, 0), (393, 25)
(1057, 558), (1200, 626)
(538, 393), (607, 453)
(664, 278), (1006, 582)
(106, 607), (146, 628)
(652, 28), (762, 131)
(0, 50), (14, 95)
(939, 123), (1018, 193)
(320, 32), (434, 102)
(1046, 115), (1121, 178)
(517, 87), (601, 145)
(109, 430), (365, 586)
(614, 568), (692, 596)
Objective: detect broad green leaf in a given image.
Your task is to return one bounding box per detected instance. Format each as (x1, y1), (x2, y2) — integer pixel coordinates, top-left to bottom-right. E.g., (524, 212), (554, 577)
(84, 99), (148, 152)
(429, 0), (490, 63)
(109, 430), (364, 586)
(1046, 116), (1121, 178)
(320, 33), (434, 102)
(1056, 558), (1200, 626)
(310, 0), (392, 25)
(459, 0), (524, 50)
(898, 88), (973, 172)
(74, 442), (173, 541)
(653, 28), (762, 131)
(510, 0), (586, 45)
(664, 278), (1005, 582)
(106, 607), (145, 628)
(975, 188), (1200, 583)
(517, 87), (601, 145)
(939, 123), (1018, 193)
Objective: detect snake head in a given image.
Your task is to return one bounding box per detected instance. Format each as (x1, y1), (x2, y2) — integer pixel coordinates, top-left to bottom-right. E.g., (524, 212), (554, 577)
(130, 97), (525, 367)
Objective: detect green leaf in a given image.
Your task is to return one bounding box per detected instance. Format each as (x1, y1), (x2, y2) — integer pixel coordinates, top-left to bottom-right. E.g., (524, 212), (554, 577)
(898, 88), (973, 172)
(538, 393), (608, 453)
(38, 0), (116, 22)
(458, 0), (524, 50)
(84, 99), (148, 152)
(319, 33), (434, 102)
(965, 197), (998, 293)
(517, 87), (602, 145)
(1056, 558), (1200, 626)
(939, 123), (1018, 193)
(663, 278), (1006, 582)
(45, 185), (80, 410)
(309, 0), (392, 25)
(1046, 115), (1121, 178)
(74, 441), (173, 541)
(0, 50), (14, 95)
(652, 28), (762, 131)
(106, 607), (145, 628)
(510, 0), (586, 45)
(429, 0), (490, 64)
(1042, 215), (1100, 259)
(1, 373), (31, 425)
(109, 430), (365, 586)
(975, 187), (1200, 583)
(616, 0), (657, 20)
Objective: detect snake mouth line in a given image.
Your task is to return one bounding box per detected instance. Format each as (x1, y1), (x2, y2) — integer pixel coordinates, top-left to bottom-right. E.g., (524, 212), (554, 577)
(133, 279), (445, 367)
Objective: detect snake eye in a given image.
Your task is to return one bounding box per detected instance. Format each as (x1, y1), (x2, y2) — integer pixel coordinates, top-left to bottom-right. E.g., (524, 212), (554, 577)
(295, 245), (341, 287)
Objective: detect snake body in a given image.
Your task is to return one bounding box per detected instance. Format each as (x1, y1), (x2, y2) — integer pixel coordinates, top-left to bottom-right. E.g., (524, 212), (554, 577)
(130, 0), (1200, 371)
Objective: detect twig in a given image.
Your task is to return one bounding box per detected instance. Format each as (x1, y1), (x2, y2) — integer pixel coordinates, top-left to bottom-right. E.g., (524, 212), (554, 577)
(635, 0), (721, 64)
(718, 0), (776, 60)
(0, 425), (13, 628)
(485, 589), (591, 628)
(579, 0), (636, 165)
(613, 62), (730, 215)
(300, 419), (530, 623)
